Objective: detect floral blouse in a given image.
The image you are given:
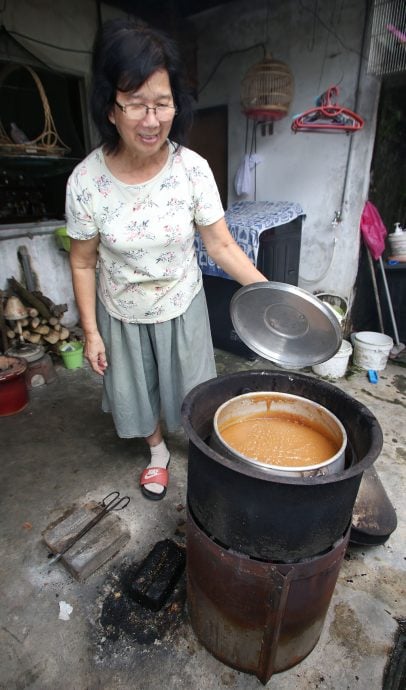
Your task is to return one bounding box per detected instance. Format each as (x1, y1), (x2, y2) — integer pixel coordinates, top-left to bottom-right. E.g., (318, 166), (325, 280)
(65, 143), (224, 323)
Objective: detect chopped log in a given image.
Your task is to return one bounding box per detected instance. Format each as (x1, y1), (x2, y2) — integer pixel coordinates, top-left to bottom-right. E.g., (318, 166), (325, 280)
(59, 327), (70, 341)
(28, 307), (39, 318)
(53, 304), (68, 319)
(8, 277), (52, 320)
(49, 316), (59, 326)
(0, 291), (10, 353)
(31, 290), (67, 319)
(20, 318), (29, 327)
(43, 330), (60, 345)
(30, 317), (40, 329)
(26, 332), (42, 344)
(6, 328), (15, 339)
(54, 323), (62, 332)
(33, 324), (50, 335)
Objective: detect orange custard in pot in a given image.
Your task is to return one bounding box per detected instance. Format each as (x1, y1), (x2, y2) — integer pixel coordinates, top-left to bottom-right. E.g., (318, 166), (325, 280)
(219, 413), (339, 467)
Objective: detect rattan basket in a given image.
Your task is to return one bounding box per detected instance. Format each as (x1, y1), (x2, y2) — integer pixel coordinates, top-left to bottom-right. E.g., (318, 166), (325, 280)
(0, 64), (70, 157)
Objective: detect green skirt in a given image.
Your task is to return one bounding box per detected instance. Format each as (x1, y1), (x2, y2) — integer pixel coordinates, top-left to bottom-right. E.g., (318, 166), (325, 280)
(96, 288), (217, 438)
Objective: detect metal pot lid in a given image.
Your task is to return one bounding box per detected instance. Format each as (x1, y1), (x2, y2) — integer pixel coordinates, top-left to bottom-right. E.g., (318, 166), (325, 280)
(230, 281), (342, 368)
(6, 343), (45, 362)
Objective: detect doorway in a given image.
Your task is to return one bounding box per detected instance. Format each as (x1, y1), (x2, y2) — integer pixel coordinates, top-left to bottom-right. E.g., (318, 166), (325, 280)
(351, 74), (406, 340)
(369, 74), (406, 230)
(188, 105), (228, 209)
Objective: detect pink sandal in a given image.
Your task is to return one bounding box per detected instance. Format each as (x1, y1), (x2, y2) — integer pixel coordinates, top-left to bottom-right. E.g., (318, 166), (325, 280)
(140, 466), (169, 501)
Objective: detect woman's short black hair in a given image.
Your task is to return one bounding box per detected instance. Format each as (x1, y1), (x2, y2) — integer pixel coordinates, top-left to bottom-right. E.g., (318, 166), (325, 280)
(90, 17), (194, 153)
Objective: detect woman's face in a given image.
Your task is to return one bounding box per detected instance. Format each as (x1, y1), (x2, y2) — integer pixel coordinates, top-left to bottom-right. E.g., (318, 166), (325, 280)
(109, 69), (175, 159)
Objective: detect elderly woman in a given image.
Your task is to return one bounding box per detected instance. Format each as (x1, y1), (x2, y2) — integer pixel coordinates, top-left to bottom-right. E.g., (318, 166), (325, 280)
(65, 17), (266, 501)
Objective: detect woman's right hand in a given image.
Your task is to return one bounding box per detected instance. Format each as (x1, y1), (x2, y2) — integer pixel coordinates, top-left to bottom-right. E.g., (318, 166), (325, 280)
(84, 331), (108, 375)
(69, 237), (106, 374)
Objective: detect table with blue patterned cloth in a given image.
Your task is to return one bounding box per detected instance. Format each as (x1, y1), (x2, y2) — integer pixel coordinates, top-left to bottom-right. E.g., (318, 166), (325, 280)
(195, 200), (304, 280)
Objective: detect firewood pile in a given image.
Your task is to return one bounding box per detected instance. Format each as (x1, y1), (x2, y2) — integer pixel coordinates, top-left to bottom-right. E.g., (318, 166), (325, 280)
(0, 277), (74, 355)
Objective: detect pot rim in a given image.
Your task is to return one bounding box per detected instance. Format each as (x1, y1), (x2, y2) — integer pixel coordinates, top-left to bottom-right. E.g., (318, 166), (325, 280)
(0, 357), (27, 382)
(213, 391), (347, 473)
(181, 370), (384, 485)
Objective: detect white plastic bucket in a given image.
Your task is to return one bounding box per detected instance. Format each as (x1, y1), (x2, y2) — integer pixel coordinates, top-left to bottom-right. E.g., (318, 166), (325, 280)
(316, 293), (348, 325)
(312, 340), (352, 380)
(352, 331), (393, 371)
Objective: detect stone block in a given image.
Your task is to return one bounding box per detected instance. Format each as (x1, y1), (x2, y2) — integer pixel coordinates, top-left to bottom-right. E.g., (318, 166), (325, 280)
(43, 500), (130, 581)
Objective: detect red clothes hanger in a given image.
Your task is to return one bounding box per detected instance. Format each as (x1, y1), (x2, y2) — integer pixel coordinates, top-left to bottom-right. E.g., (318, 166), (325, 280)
(291, 86), (364, 133)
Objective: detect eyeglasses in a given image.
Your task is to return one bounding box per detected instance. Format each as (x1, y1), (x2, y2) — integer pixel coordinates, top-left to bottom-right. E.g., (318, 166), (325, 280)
(115, 101), (177, 122)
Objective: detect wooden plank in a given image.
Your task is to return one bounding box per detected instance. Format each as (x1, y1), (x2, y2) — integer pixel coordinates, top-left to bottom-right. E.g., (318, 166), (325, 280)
(43, 501), (130, 581)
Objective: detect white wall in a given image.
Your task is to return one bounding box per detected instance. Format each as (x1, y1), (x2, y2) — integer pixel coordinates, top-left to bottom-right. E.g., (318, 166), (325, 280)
(192, 0), (381, 300)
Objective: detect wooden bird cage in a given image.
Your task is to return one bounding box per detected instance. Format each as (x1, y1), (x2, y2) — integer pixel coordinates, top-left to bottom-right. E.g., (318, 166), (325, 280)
(0, 64), (70, 157)
(241, 54), (294, 122)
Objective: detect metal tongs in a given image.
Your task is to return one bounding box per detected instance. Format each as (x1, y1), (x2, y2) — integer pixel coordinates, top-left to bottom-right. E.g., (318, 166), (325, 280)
(48, 491), (130, 565)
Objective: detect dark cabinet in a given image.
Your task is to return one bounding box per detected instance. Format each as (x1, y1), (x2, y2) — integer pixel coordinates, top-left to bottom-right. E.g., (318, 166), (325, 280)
(203, 213), (303, 358)
(255, 216), (302, 285)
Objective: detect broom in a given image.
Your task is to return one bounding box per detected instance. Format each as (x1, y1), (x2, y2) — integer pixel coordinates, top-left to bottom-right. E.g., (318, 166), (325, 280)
(360, 201), (405, 358)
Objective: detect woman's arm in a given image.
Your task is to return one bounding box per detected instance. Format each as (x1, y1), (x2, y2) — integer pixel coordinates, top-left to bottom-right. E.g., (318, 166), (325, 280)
(197, 217), (268, 285)
(69, 237), (108, 375)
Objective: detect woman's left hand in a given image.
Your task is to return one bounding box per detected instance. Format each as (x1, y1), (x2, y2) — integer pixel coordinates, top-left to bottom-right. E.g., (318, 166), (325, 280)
(198, 217), (268, 286)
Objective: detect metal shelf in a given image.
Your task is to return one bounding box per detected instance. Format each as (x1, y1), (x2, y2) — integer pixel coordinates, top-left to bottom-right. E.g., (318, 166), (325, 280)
(0, 155), (80, 177)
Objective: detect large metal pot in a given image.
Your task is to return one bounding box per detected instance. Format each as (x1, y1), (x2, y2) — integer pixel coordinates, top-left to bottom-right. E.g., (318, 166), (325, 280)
(181, 370), (383, 562)
(212, 391), (347, 478)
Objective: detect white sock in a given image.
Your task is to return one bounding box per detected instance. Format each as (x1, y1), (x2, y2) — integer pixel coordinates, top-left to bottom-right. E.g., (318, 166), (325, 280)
(144, 440), (170, 494)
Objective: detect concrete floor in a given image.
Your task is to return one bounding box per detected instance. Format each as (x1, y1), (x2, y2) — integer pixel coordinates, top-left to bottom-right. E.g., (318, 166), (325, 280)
(1, 347), (405, 690)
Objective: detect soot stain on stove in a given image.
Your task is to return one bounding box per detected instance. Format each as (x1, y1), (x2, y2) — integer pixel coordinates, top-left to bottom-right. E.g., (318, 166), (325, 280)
(93, 558), (187, 653)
